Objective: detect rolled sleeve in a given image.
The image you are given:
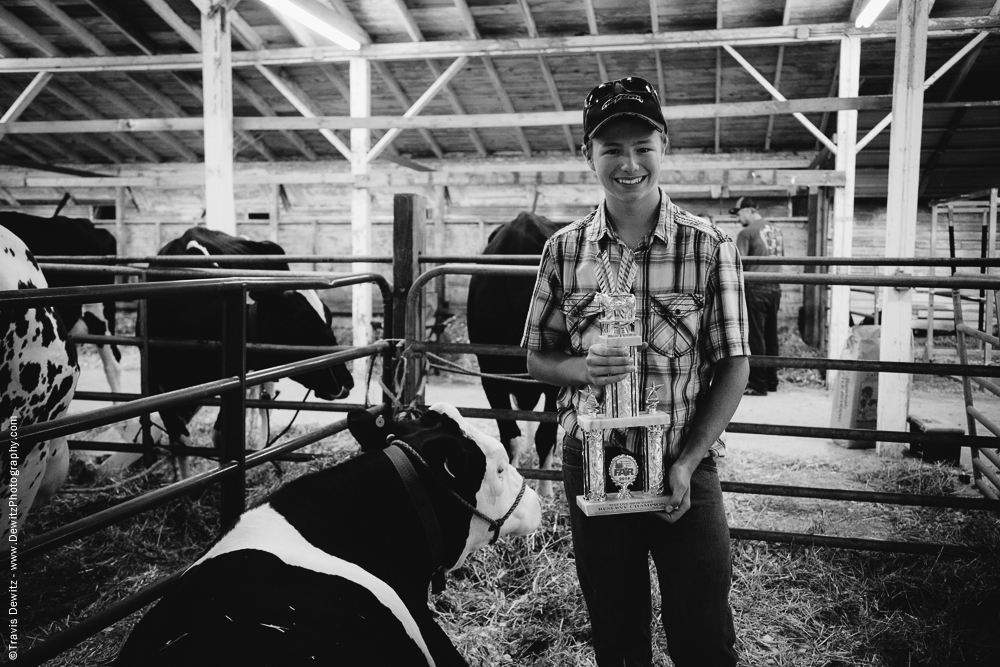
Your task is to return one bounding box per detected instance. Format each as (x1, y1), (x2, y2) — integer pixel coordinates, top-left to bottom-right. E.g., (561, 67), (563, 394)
(521, 240), (567, 351)
(702, 240), (751, 363)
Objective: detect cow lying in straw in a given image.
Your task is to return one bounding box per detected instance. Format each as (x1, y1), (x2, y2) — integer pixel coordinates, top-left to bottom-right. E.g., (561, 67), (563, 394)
(113, 403), (542, 666)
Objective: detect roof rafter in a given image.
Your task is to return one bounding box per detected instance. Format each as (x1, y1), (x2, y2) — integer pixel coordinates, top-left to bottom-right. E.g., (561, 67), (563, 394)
(452, 0), (532, 156)
(764, 0), (794, 151)
(582, 0), (609, 81)
(515, 0), (577, 153)
(148, 0), (315, 160)
(388, 0), (487, 157)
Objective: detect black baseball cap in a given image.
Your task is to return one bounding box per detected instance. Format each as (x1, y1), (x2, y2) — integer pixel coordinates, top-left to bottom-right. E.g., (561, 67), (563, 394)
(729, 197), (757, 214)
(582, 77), (667, 144)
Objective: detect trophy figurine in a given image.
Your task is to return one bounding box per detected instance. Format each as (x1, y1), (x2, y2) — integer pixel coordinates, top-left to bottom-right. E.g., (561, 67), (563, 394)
(576, 257), (671, 516)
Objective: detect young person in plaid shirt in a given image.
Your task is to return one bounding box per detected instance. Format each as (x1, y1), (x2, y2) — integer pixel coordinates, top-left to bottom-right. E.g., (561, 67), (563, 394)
(521, 77), (750, 667)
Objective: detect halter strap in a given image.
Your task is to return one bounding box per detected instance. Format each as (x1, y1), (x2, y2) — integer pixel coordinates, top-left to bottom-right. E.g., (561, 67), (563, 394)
(388, 438), (528, 546)
(384, 445), (443, 562)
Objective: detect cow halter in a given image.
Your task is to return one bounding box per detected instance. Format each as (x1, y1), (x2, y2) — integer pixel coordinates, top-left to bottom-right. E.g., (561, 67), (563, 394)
(387, 438), (528, 546)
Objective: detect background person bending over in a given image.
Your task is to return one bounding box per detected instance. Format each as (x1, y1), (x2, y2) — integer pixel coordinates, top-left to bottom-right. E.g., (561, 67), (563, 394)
(733, 197), (784, 396)
(522, 76), (749, 667)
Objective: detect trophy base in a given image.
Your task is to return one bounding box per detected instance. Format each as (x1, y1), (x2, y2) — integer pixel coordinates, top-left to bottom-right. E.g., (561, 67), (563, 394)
(576, 492), (670, 517)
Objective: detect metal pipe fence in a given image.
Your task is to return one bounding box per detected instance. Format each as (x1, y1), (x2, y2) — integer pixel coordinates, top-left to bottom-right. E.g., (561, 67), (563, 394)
(402, 262), (1000, 556)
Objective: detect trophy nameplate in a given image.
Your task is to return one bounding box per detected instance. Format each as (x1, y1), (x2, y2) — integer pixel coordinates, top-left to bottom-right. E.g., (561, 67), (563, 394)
(576, 270), (671, 517)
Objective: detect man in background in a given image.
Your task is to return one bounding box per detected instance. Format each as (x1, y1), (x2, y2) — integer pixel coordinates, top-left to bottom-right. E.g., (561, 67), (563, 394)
(733, 197), (784, 396)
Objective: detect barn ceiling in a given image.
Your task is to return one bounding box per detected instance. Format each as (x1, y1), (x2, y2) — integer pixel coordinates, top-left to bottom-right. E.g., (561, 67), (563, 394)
(0, 0), (997, 201)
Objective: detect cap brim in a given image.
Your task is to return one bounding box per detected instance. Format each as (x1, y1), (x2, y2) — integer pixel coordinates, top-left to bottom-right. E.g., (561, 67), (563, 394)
(728, 207), (739, 214)
(585, 112), (665, 143)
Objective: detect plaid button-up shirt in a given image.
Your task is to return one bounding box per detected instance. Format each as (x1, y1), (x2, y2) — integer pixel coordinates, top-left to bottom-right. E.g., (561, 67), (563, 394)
(521, 190), (750, 461)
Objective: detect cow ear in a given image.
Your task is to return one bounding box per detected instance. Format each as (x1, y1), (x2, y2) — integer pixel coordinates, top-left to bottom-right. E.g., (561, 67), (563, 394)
(347, 409), (393, 452)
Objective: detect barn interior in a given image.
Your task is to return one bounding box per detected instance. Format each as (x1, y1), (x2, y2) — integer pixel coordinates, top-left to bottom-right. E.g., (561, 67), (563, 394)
(3, 2), (1000, 664)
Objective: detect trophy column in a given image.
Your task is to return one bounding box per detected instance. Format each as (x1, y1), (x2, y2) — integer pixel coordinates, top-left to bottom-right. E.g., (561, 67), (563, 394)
(575, 291), (672, 517)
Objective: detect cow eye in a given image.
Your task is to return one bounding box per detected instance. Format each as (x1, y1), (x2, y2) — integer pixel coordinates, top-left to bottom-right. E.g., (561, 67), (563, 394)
(497, 464), (505, 476)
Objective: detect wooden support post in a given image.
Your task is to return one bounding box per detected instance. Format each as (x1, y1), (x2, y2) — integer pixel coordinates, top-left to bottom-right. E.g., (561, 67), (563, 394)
(986, 188), (998, 364)
(828, 34), (860, 387)
(394, 193), (426, 406)
(877, 0), (930, 457)
(925, 205), (938, 362)
(803, 187), (830, 351)
(269, 183), (279, 243)
(350, 57), (372, 397)
(201, 3), (236, 235)
(431, 185), (448, 315)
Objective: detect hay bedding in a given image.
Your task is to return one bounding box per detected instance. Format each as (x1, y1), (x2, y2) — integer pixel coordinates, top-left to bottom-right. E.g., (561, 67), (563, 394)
(18, 351), (1000, 666)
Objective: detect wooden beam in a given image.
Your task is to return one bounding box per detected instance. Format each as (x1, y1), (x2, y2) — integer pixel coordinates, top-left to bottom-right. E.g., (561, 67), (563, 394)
(367, 56), (468, 163)
(372, 62), (445, 158)
(0, 72), (53, 125)
(201, 2), (236, 234)
(515, 0), (575, 153)
(855, 31), (989, 152)
(877, 0), (930, 456)
(764, 0), (794, 151)
(723, 44), (838, 153)
(82, 0), (161, 56)
(649, 0), (666, 110)
(350, 56), (373, 389)
(3, 95), (941, 136)
(582, 0), (610, 81)
(386, 0), (486, 156)
(715, 3), (722, 153)
(45, 81), (162, 161)
(452, 0), (530, 155)
(828, 34), (861, 387)
(5, 17), (997, 72)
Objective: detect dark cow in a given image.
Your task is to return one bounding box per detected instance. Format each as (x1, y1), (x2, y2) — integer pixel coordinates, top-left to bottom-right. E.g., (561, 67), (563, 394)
(0, 212), (120, 393)
(467, 212), (561, 495)
(147, 227), (354, 469)
(113, 403), (542, 667)
(1, 227), (80, 540)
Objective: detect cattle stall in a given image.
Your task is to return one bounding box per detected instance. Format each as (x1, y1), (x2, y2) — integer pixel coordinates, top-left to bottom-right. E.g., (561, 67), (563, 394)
(1, 274), (392, 665)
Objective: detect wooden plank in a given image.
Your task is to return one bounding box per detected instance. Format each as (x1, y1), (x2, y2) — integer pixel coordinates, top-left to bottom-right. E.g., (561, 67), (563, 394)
(2, 17), (997, 73)
(0, 72), (53, 126)
(0, 95), (911, 135)
(877, 0), (930, 457)
(351, 56), (373, 393)
(201, 3), (236, 234)
(393, 192), (426, 406)
(367, 56), (469, 163)
(829, 34), (861, 385)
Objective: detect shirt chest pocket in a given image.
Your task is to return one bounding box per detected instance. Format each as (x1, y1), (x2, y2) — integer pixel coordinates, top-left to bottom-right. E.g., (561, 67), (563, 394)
(558, 292), (603, 355)
(647, 292), (705, 358)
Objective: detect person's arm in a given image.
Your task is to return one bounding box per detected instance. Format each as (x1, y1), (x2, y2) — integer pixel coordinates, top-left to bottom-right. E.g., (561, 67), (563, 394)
(527, 344), (635, 388)
(735, 228), (749, 257)
(657, 355), (748, 523)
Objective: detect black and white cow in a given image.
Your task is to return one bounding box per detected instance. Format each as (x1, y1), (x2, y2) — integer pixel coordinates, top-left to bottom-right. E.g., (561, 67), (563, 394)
(1, 227), (80, 540)
(0, 212), (121, 394)
(147, 227), (354, 467)
(113, 403), (542, 667)
(467, 212), (561, 495)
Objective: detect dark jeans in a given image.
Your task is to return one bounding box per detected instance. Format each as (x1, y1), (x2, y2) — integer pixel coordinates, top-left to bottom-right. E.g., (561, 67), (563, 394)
(562, 437), (737, 667)
(746, 286), (781, 393)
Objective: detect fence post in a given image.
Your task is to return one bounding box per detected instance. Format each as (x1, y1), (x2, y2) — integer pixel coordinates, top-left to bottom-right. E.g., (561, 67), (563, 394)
(219, 285), (247, 527)
(137, 273), (156, 467)
(394, 193), (426, 407)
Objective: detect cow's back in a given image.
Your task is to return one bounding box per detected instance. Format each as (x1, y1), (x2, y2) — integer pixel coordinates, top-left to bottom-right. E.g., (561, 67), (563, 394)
(113, 549), (432, 667)
(467, 212), (557, 362)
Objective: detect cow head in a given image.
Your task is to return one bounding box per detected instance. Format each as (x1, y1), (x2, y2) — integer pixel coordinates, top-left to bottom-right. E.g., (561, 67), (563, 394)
(348, 403), (541, 571)
(251, 289), (354, 400)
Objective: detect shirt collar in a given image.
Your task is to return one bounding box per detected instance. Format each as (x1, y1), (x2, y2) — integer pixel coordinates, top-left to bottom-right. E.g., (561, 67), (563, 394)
(585, 187), (674, 247)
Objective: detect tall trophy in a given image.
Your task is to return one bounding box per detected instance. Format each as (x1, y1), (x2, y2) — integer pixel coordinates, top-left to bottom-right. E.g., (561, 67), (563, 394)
(576, 263), (671, 516)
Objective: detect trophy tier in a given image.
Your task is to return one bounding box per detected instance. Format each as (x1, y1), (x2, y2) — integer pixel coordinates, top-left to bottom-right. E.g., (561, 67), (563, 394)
(576, 491), (671, 517)
(577, 411), (671, 430)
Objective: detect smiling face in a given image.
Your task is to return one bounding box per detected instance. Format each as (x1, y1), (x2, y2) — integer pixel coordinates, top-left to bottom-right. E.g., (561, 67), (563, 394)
(585, 116), (666, 214)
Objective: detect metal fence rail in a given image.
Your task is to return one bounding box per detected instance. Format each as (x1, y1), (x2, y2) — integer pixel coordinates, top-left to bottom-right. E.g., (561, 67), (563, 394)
(401, 262), (1000, 558)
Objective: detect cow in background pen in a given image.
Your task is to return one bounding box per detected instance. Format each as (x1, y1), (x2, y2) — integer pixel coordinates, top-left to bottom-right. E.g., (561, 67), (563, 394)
(146, 227), (354, 475)
(0, 212), (121, 394)
(467, 212), (561, 495)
